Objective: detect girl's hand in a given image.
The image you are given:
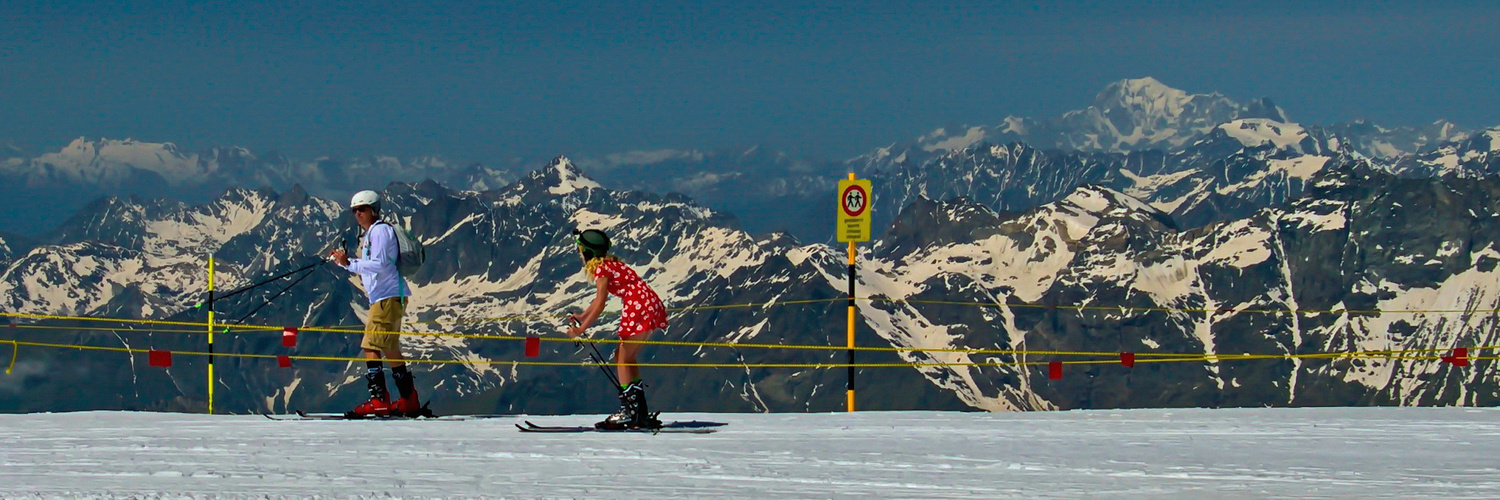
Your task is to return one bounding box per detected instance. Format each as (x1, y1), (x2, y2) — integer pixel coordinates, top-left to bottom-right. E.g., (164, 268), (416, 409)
(565, 313), (583, 337)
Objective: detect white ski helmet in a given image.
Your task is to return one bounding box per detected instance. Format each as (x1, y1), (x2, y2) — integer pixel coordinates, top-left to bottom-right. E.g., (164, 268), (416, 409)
(350, 190), (381, 213)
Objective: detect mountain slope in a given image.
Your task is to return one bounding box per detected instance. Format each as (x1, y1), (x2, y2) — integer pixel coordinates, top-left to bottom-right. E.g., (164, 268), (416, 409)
(857, 162), (1500, 409)
(6, 158), (1500, 414)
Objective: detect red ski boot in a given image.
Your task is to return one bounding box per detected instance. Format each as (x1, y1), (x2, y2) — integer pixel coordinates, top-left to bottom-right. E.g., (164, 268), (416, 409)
(391, 392), (426, 418)
(389, 368), (429, 417)
(348, 395), (392, 418)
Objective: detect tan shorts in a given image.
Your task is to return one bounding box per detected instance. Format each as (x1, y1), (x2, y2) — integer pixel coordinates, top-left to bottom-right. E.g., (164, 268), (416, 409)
(360, 297), (405, 352)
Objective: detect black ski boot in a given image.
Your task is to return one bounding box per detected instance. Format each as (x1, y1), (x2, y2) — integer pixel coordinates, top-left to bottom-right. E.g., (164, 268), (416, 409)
(595, 388), (638, 430)
(627, 382), (661, 429)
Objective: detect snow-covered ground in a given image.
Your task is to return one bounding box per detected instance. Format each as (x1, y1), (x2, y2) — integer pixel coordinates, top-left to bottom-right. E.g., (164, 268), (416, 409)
(2, 407), (1499, 498)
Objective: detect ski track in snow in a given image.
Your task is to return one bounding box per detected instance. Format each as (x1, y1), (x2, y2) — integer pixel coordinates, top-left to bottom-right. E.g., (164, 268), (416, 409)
(2, 408), (1499, 498)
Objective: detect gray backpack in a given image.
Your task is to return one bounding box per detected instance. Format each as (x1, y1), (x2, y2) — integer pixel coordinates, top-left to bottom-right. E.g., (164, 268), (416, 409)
(376, 219), (425, 279)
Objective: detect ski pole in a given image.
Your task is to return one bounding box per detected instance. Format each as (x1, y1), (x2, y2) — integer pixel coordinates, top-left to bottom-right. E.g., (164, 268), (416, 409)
(212, 258), (327, 303)
(216, 235), (342, 304)
(226, 265), (320, 327)
(569, 313), (623, 391)
(586, 341), (623, 391)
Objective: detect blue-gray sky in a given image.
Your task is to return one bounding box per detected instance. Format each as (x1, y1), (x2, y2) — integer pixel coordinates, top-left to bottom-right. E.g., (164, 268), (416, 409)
(3, 0), (1497, 163)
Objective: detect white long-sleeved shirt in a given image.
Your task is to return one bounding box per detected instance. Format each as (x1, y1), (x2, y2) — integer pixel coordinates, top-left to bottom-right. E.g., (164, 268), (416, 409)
(342, 222), (409, 304)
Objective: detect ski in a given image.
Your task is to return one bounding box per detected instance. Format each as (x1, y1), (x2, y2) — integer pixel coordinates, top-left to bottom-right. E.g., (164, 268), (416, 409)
(262, 412), (445, 421)
(516, 423), (717, 434)
(261, 407), (478, 421)
(524, 419), (726, 430)
(261, 412), (358, 421)
(517, 420), (725, 433)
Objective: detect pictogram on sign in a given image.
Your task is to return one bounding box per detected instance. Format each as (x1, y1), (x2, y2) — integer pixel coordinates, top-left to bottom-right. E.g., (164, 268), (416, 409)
(837, 178), (873, 242)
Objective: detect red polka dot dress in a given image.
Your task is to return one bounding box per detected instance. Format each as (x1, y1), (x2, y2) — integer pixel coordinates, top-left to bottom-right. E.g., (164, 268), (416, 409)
(593, 259), (668, 339)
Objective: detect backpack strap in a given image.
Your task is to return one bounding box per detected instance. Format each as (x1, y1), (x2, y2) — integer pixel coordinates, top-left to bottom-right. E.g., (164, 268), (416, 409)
(364, 220), (395, 260)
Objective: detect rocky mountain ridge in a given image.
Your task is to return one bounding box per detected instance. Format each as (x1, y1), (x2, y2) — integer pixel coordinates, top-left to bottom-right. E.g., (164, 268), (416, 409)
(4, 157), (1500, 414)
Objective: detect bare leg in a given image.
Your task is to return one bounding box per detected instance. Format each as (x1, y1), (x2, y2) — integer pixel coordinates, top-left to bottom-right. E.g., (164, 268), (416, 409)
(616, 331), (650, 385)
(383, 349), (405, 368)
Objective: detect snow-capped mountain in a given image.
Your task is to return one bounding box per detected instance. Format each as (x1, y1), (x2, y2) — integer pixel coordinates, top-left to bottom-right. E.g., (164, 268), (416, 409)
(6, 157), (1500, 414)
(1313, 119), (1471, 158)
(0, 138), (838, 243)
(858, 77), (1290, 168)
(2, 78), (1484, 246)
(1, 138), (519, 194)
(1387, 126), (1500, 178)
(1010, 77), (1291, 152)
(854, 78), (1471, 176)
(0, 137), (519, 236)
(12, 138), (215, 187)
(1, 186), (346, 320)
(871, 117), (1350, 233)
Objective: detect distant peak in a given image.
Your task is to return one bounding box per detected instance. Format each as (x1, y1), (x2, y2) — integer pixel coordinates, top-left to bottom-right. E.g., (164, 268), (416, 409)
(548, 155), (578, 175)
(1114, 76), (1170, 92)
(1096, 77), (1186, 101)
(64, 136), (181, 151)
(540, 155), (601, 195)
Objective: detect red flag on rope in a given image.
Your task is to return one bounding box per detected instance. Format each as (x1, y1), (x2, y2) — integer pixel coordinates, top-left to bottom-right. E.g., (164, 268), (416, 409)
(525, 336), (540, 357)
(1120, 352), (1135, 368)
(1442, 347), (1469, 367)
(148, 350), (172, 367)
(1048, 361), (1063, 380)
(282, 327), (298, 347)
(277, 355), (292, 368)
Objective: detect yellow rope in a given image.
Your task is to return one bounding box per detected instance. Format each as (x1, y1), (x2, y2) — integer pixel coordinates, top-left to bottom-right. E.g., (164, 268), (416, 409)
(5, 339), (1472, 370)
(11, 295), (1500, 332)
(4, 310), (1491, 361)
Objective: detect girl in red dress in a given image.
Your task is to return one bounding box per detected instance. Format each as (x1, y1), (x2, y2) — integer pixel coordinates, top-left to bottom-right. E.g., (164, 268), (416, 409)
(566, 229), (668, 429)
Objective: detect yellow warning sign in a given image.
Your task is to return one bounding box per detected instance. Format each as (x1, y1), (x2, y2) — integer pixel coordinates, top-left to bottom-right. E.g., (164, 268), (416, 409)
(837, 178), (872, 242)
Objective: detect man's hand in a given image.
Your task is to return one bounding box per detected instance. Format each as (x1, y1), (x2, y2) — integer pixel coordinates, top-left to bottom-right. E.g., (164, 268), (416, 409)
(330, 248), (350, 267)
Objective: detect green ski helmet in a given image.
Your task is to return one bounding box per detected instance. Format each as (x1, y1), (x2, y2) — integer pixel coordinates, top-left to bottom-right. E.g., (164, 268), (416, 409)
(574, 229), (611, 260)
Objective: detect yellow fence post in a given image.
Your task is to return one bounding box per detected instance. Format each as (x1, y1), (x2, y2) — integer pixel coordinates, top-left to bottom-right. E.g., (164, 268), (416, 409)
(207, 256), (215, 415)
(847, 240), (856, 412)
